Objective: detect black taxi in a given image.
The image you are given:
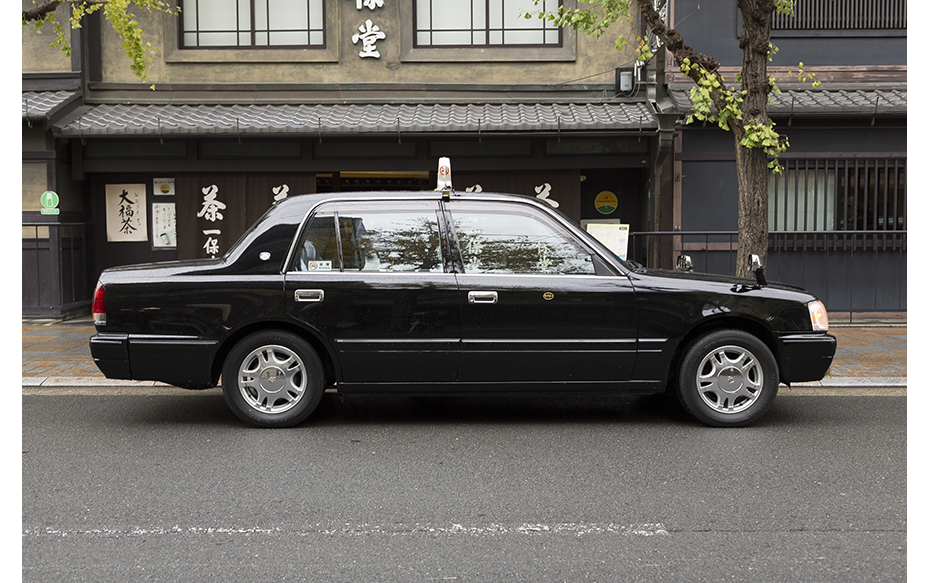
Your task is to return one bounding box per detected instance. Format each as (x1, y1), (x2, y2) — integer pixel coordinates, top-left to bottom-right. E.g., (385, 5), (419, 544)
(90, 187), (835, 428)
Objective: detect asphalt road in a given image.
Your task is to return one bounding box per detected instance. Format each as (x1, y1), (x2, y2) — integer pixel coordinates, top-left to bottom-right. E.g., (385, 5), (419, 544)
(22, 390), (906, 582)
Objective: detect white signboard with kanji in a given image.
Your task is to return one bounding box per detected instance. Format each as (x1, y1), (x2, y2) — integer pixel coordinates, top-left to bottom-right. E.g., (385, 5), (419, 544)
(105, 183), (148, 242)
(152, 202), (177, 248)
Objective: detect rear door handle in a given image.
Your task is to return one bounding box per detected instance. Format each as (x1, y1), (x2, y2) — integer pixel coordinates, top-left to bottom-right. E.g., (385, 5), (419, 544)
(467, 290), (498, 304)
(294, 289), (325, 302)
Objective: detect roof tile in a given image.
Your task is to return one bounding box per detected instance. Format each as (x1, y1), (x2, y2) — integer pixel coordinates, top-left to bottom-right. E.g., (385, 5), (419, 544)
(54, 102), (657, 137)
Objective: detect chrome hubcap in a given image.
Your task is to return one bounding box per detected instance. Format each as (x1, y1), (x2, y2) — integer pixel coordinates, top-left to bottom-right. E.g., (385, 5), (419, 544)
(696, 345), (763, 414)
(237, 344), (306, 414)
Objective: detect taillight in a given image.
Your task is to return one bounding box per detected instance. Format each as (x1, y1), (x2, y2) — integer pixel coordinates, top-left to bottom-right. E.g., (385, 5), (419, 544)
(92, 282), (106, 326)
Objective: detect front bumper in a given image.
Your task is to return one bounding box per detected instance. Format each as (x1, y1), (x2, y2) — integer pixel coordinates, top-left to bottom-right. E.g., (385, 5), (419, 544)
(776, 332), (837, 383)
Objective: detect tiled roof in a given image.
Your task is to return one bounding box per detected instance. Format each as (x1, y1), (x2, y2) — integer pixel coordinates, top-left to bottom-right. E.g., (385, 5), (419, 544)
(22, 91), (78, 120)
(669, 87), (906, 117)
(54, 102), (657, 137)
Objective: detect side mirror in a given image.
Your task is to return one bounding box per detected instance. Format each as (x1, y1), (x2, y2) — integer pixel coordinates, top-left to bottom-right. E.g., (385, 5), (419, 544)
(748, 254), (767, 286)
(676, 254), (693, 272)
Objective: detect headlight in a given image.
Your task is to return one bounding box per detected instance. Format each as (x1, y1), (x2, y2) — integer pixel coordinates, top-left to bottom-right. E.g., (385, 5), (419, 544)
(807, 300), (829, 332)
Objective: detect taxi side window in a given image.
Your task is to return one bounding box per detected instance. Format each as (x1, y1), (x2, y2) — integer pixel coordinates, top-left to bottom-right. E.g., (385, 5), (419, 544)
(452, 208), (595, 275)
(292, 204), (444, 273)
(339, 209), (443, 272)
(292, 211), (338, 272)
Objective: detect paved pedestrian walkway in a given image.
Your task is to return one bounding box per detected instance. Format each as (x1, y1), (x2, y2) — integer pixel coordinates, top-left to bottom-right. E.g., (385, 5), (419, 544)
(22, 315), (906, 389)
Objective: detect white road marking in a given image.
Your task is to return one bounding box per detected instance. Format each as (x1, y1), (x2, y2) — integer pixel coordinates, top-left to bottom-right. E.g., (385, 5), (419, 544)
(24, 522), (670, 538)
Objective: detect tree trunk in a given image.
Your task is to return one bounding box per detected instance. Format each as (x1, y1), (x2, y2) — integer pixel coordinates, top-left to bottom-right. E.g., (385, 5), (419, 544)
(734, 144), (770, 277)
(734, 0), (776, 277)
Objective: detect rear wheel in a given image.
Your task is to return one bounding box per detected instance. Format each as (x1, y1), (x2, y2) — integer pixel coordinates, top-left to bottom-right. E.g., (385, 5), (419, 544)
(677, 330), (779, 427)
(222, 331), (324, 428)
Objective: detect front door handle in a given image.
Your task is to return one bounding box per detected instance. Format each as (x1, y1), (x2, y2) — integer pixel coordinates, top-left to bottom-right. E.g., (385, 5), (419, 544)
(467, 290), (498, 304)
(294, 289), (325, 302)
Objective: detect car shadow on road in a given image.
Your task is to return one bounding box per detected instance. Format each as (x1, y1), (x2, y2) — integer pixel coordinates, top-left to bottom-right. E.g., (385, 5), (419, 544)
(78, 389), (813, 429)
(309, 392), (696, 427)
(93, 390), (701, 428)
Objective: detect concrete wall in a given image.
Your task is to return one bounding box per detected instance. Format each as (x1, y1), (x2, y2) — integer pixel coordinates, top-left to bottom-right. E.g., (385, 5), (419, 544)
(22, 1), (74, 73)
(96, 1), (640, 87)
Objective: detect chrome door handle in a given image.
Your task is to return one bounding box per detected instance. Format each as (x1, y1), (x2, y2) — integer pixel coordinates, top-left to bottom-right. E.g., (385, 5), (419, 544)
(294, 289), (325, 302)
(467, 290), (498, 304)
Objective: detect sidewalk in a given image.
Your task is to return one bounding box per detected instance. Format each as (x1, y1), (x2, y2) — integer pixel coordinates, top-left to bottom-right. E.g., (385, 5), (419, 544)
(22, 316), (907, 389)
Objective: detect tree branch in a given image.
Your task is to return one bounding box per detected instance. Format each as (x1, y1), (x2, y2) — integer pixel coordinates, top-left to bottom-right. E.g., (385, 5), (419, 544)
(636, 0), (738, 132)
(23, 0), (107, 23)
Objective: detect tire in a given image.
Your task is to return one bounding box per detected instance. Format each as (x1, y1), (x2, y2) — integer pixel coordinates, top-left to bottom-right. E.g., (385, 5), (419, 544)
(677, 330), (779, 427)
(222, 331), (324, 428)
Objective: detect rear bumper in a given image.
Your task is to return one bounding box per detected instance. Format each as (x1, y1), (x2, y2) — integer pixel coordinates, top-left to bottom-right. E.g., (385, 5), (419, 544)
(89, 333), (218, 389)
(89, 333), (132, 379)
(776, 332), (837, 383)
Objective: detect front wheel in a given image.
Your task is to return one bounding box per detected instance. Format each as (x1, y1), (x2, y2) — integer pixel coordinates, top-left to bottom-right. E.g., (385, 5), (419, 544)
(677, 330), (779, 427)
(222, 331), (324, 428)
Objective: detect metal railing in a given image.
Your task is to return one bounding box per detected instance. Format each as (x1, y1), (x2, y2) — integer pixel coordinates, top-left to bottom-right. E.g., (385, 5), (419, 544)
(22, 222), (94, 315)
(628, 230), (906, 312)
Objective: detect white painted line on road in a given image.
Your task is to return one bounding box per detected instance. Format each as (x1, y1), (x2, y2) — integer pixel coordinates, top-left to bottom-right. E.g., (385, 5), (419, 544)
(24, 522), (670, 538)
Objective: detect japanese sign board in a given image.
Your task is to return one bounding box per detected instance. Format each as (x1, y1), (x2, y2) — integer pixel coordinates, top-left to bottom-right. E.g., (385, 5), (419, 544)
(152, 202), (177, 248)
(105, 184), (148, 242)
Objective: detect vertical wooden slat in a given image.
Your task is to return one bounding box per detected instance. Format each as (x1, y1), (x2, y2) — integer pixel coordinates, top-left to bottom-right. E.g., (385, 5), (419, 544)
(774, 0), (907, 30)
(852, 159), (858, 232)
(795, 159), (810, 231)
(881, 159), (889, 231)
(891, 160), (898, 231)
(871, 159), (879, 231)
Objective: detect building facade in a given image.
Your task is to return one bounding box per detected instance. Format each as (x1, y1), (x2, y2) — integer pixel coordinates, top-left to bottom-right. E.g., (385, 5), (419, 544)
(660, 0), (907, 317)
(22, 0), (906, 318)
(23, 0), (677, 316)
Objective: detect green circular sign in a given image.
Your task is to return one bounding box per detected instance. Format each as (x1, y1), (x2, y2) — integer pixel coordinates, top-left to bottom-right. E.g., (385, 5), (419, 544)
(40, 191), (60, 215)
(41, 190), (59, 208)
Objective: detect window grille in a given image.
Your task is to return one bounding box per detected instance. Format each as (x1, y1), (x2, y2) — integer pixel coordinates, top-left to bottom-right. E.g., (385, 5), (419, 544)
(181, 0), (326, 48)
(772, 0), (907, 30)
(415, 0), (562, 48)
(768, 158), (906, 232)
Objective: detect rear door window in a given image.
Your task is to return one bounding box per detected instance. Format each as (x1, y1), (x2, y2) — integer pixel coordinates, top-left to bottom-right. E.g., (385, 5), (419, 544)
(291, 201), (445, 273)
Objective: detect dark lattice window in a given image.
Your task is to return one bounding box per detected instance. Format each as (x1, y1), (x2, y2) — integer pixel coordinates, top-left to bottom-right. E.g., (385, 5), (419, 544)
(773, 0), (907, 30)
(769, 158), (906, 232)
